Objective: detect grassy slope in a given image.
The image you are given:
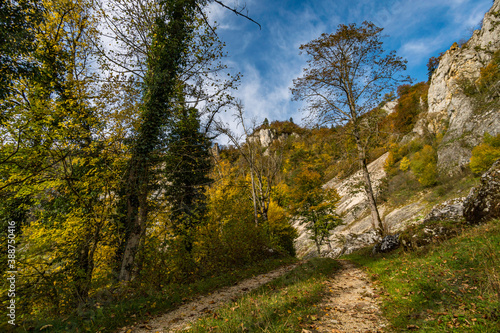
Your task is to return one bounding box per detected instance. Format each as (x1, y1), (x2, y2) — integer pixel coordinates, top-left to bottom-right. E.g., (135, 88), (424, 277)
(345, 219), (500, 332)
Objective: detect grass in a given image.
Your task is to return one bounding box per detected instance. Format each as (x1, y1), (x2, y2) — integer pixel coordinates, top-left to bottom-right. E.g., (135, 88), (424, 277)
(188, 258), (341, 332)
(10, 257), (297, 333)
(345, 219), (500, 332)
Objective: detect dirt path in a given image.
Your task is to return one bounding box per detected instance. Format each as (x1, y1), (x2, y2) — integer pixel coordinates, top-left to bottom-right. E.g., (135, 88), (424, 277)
(306, 259), (389, 333)
(119, 263), (300, 333)
(119, 259), (389, 333)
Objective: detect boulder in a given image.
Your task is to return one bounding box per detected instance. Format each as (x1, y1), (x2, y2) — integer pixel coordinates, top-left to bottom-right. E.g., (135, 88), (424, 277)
(372, 234), (400, 255)
(463, 159), (500, 223)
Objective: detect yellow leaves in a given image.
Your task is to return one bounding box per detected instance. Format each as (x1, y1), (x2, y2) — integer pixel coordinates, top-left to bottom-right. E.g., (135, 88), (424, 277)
(470, 133), (500, 174)
(399, 156), (410, 171)
(384, 151), (396, 169)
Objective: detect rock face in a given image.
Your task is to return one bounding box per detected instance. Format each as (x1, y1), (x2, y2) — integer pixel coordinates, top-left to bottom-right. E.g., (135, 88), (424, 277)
(325, 230), (381, 258)
(463, 159), (500, 223)
(324, 152), (389, 225)
(295, 153), (389, 258)
(423, 0), (500, 174)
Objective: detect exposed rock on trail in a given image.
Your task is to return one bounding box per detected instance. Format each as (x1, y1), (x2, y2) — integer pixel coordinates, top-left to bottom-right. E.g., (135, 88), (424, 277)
(309, 260), (388, 333)
(119, 263), (300, 333)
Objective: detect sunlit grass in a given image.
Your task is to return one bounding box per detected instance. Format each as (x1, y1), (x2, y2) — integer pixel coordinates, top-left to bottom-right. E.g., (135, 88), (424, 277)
(346, 219), (500, 332)
(188, 258), (341, 333)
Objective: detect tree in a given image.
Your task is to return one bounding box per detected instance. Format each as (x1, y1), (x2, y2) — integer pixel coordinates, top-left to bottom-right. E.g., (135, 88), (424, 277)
(292, 21), (410, 236)
(289, 168), (341, 255)
(0, 0), (42, 101)
(163, 102), (211, 253)
(216, 101), (284, 225)
(95, 0), (242, 281)
(427, 55), (441, 82)
(0, 0), (121, 310)
(114, 0), (201, 282)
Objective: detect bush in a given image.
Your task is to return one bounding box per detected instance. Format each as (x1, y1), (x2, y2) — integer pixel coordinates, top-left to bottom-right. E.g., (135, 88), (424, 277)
(470, 133), (500, 174)
(399, 156), (410, 171)
(386, 82), (429, 136)
(411, 145), (438, 187)
(266, 201), (298, 256)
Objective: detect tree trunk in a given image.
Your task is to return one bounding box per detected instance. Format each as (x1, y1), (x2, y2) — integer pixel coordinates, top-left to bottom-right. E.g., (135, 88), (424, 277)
(249, 161), (259, 225)
(314, 234), (321, 255)
(354, 136), (384, 236)
(114, 0), (197, 281)
(118, 191), (148, 281)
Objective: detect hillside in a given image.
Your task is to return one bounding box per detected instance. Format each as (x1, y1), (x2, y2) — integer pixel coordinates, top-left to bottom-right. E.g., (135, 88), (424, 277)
(288, 0), (500, 258)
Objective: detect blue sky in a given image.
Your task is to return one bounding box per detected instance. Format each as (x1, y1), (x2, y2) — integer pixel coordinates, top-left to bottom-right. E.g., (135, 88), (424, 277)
(206, 0), (492, 135)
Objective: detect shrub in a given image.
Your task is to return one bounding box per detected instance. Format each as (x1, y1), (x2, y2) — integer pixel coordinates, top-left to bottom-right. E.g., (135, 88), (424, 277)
(411, 145), (438, 187)
(470, 133), (500, 174)
(399, 156), (410, 171)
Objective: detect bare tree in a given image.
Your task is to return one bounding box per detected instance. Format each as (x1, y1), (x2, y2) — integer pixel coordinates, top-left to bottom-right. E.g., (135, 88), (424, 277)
(291, 21), (410, 236)
(215, 101), (284, 225)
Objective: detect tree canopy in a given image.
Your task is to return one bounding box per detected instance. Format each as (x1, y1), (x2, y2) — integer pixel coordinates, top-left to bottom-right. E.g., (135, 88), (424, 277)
(292, 21), (410, 235)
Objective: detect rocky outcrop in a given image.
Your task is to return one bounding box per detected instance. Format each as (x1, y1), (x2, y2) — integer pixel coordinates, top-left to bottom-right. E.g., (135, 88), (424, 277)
(381, 100), (397, 115)
(463, 159), (500, 223)
(421, 197), (465, 224)
(247, 128), (291, 148)
(247, 128), (276, 147)
(422, 0), (500, 174)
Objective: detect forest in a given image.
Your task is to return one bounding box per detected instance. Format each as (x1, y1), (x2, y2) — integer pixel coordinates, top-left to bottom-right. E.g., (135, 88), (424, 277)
(1, 0), (500, 332)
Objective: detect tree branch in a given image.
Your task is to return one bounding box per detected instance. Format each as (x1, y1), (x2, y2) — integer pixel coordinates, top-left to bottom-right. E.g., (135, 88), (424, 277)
(213, 0), (261, 30)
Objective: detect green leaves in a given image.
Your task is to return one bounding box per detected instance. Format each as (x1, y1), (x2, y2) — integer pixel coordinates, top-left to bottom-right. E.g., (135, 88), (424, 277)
(470, 133), (500, 175)
(288, 168), (342, 254)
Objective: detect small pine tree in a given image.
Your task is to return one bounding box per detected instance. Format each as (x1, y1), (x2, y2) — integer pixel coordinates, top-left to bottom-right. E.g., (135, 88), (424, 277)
(399, 156), (410, 171)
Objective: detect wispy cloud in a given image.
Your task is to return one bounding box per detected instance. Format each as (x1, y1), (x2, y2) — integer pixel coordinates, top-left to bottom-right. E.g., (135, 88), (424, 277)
(206, 0), (493, 143)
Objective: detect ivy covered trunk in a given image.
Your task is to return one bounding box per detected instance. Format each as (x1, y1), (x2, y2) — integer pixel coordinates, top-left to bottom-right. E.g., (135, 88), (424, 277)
(115, 0), (198, 281)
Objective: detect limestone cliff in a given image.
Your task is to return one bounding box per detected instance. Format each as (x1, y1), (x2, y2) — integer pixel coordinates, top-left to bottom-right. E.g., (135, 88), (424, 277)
(422, 0), (500, 174)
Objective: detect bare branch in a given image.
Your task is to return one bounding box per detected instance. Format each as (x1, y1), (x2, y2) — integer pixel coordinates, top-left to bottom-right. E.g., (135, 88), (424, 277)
(213, 0), (261, 30)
